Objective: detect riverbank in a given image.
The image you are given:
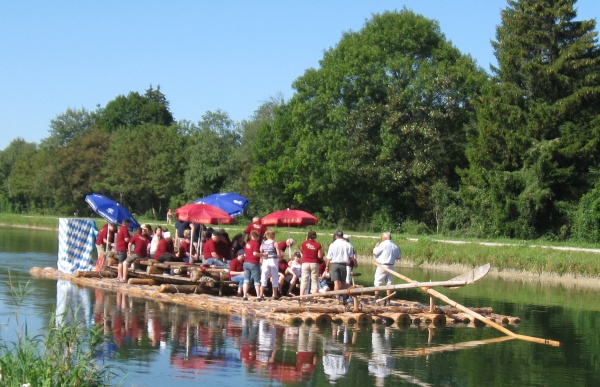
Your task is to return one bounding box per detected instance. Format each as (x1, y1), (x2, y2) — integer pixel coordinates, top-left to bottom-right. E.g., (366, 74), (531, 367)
(2, 213), (599, 288)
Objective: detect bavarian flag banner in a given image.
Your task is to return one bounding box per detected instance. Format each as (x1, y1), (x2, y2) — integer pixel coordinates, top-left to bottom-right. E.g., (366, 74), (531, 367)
(57, 218), (98, 274)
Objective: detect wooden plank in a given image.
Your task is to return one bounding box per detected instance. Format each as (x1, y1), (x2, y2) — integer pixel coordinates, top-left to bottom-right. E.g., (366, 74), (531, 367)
(374, 263), (560, 347)
(295, 280), (468, 300)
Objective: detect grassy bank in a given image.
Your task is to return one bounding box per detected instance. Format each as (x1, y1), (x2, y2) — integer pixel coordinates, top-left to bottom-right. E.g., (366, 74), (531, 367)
(2, 213), (599, 279)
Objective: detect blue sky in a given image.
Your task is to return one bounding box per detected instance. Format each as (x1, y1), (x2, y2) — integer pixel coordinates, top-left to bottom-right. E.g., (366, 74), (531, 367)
(1, 0), (598, 150)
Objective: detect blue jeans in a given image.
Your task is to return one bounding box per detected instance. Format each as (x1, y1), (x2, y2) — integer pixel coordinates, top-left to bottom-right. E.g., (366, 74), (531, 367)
(204, 258), (227, 267)
(243, 262), (261, 285)
(231, 274), (246, 289)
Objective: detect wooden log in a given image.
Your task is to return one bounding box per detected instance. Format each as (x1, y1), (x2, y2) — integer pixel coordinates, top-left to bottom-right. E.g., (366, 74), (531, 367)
(448, 314), (471, 324)
(410, 315), (422, 325)
(422, 313), (447, 328)
(270, 306), (346, 314)
(147, 265), (163, 275)
(158, 284), (200, 294)
(295, 280), (468, 301)
(76, 271), (100, 278)
(379, 312), (412, 326)
(303, 312), (332, 326)
(127, 278), (156, 286)
(374, 262), (560, 347)
(270, 313), (304, 326)
(489, 313), (509, 325)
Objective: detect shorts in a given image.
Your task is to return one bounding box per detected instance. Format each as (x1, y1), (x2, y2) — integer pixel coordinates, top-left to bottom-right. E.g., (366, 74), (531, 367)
(244, 262), (261, 285)
(374, 265), (394, 286)
(125, 253), (143, 264)
(329, 263), (347, 282)
(96, 244), (106, 256)
(117, 251), (127, 263)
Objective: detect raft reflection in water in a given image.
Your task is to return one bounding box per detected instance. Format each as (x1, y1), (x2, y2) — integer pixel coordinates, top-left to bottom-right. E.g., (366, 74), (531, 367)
(55, 281), (513, 385)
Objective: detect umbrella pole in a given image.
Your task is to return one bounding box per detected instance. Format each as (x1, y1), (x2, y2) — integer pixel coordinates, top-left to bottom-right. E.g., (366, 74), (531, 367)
(190, 224), (194, 262)
(288, 226), (292, 259)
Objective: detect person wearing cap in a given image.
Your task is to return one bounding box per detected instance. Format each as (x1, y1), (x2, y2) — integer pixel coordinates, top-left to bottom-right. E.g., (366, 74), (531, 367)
(202, 229), (227, 267)
(326, 230), (354, 302)
(372, 232), (401, 305)
(300, 230), (324, 296)
(229, 249), (246, 296)
(123, 224), (152, 281)
(116, 219), (131, 282)
(244, 216), (266, 242)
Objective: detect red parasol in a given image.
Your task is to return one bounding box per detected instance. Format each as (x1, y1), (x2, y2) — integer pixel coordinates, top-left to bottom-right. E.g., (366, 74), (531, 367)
(260, 209), (318, 228)
(175, 203), (235, 225)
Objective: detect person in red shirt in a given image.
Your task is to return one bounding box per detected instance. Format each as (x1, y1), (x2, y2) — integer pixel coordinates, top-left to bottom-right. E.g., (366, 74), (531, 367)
(300, 230), (323, 295)
(202, 230), (227, 267)
(244, 216), (266, 242)
(243, 230), (262, 300)
(277, 253), (290, 293)
(176, 229), (198, 263)
(123, 224), (152, 281)
(229, 249), (245, 296)
(95, 223), (116, 262)
(277, 238), (294, 259)
(116, 219), (131, 282)
(154, 230), (176, 262)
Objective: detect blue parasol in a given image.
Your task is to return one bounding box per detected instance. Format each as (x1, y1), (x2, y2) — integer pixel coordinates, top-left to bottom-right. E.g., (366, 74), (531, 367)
(194, 192), (249, 218)
(85, 193), (140, 231)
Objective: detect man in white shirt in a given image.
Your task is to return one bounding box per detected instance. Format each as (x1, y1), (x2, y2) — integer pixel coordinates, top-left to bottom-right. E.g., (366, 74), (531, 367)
(372, 232), (401, 305)
(327, 230), (354, 303)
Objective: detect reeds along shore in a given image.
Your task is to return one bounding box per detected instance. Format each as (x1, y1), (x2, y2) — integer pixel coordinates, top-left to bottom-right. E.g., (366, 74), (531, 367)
(30, 267), (521, 329)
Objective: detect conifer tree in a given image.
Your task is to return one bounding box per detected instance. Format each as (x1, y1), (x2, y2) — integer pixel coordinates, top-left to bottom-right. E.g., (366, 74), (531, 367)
(461, 0), (600, 239)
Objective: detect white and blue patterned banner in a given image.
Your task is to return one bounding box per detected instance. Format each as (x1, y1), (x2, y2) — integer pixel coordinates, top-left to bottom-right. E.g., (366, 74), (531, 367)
(57, 218), (98, 274)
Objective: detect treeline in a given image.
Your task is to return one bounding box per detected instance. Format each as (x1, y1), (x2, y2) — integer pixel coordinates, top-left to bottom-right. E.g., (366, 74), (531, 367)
(1, 2), (599, 242)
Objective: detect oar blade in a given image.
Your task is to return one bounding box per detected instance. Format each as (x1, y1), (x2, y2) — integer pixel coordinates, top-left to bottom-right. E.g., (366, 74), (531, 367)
(448, 263), (490, 289)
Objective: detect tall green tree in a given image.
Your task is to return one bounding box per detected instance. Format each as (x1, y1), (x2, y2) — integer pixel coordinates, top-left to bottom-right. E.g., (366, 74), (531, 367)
(461, 0), (600, 239)
(250, 10), (485, 227)
(0, 139), (38, 212)
(98, 85), (174, 132)
(98, 123), (186, 217)
(183, 110), (242, 200)
(43, 107), (98, 149)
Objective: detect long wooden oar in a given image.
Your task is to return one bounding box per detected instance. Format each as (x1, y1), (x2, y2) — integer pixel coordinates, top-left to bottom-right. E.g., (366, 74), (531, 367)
(374, 263), (560, 347)
(295, 279), (468, 300)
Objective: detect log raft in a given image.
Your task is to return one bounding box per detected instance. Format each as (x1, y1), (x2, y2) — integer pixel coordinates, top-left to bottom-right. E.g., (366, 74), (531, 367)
(30, 266), (520, 328)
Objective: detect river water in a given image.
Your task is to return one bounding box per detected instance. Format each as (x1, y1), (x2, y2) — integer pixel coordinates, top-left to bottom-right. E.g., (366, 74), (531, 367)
(0, 226), (598, 386)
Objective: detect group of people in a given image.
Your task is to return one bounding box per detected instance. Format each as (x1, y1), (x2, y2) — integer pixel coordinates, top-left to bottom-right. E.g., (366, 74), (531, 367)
(95, 215), (402, 304)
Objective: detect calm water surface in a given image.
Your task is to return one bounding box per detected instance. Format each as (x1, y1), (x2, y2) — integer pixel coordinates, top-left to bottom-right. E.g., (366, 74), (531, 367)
(0, 226), (598, 386)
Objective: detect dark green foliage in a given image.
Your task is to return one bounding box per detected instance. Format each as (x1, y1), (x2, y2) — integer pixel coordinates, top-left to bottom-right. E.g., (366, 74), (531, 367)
(1, 5), (599, 243)
(250, 9), (485, 226)
(461, 0), (600, 240)
(98, 85), (174, 132)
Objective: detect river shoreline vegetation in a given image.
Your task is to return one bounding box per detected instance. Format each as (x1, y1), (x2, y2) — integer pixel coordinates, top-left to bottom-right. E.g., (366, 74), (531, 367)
(1, 3), (599, 244)
(2, 212), (599, 281)
(0, 276), (116, 386)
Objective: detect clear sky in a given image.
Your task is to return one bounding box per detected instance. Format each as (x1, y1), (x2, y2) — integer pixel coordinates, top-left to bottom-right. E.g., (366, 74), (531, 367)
(1, 0), (598, 150)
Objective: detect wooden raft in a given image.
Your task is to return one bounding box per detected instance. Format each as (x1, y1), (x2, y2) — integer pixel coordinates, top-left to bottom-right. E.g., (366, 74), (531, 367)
(30, 266), (520, 328)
